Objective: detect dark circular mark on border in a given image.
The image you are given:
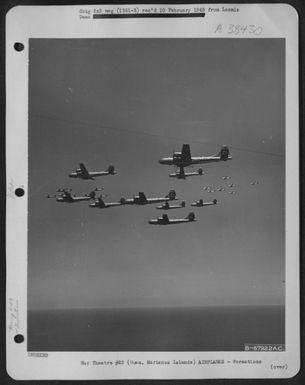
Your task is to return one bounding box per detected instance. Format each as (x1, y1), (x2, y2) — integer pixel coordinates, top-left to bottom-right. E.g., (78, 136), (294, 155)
(14, 334), (24, 343)
(15, 188), (24, 197)
(14, 42), (24, 51)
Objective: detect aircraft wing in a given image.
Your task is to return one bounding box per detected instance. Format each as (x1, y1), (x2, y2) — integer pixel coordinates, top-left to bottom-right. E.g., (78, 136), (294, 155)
(79, 163), (91, 178)
(181, 144), (192, 163)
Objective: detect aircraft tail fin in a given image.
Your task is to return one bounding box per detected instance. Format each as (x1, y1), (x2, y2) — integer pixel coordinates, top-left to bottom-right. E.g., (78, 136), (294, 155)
(80, 163), (89, 172)
(181, 144), (192, 162)
(187, 212), (195, 221)
(97, 195), (106, 207)
(79, 162), (92, 178)
(89, 190), (96, 199)
(167, 190), (176, 200)
(108, 165), (115, 175)
(138, 192), (147, 203)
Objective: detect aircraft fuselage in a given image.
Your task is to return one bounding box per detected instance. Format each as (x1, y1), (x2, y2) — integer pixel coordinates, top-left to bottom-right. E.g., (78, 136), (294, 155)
(191, 199), (217, 207)
(124, 196), (177, 205)
(169, 170), (203, 179)
(156, 204), (184, 210)
(69, 171), (112, 180)
(122, 190), (176, 205)
(149, 218), (194, 225)
(90, 201), (121, 208)
(56, 196), (91, 203)
(160, 155), (232, 167)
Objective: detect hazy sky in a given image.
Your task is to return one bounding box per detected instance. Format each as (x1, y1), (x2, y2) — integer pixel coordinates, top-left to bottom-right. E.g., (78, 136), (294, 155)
(28, 38), (285, 310)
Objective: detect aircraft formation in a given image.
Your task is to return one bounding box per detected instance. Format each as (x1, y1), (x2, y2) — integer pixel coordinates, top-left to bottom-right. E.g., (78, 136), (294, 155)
(46, 144), (261, 225)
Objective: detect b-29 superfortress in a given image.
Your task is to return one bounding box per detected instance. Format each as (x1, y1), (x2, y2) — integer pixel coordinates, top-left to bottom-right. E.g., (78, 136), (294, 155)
(47, 143), (233, 224)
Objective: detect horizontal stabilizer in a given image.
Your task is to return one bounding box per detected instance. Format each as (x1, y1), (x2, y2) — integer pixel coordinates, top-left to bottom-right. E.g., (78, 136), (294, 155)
(214, 145), (231, 160)
(167, 190), (176, 200)
(108, 165), (115, 175)
(187, 212), (195, 221)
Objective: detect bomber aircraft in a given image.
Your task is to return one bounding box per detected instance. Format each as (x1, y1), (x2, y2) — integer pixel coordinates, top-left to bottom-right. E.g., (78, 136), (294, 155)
(69, 163), (116, 180)
(159, 144), (232, 167)
(90, 195), (123, 209)
(149, 212), (196, 225)
(156, 201), (186, 210)
(121, 190), (177, 205)
(47, 188), (102, 203)
(169, 166), (203, 179)
(191, 198), (217, 207)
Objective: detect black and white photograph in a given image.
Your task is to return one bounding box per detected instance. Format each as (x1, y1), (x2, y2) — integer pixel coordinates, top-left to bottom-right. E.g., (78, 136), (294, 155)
(6, 4), (299, 380)
(27, 37), (286, 352)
